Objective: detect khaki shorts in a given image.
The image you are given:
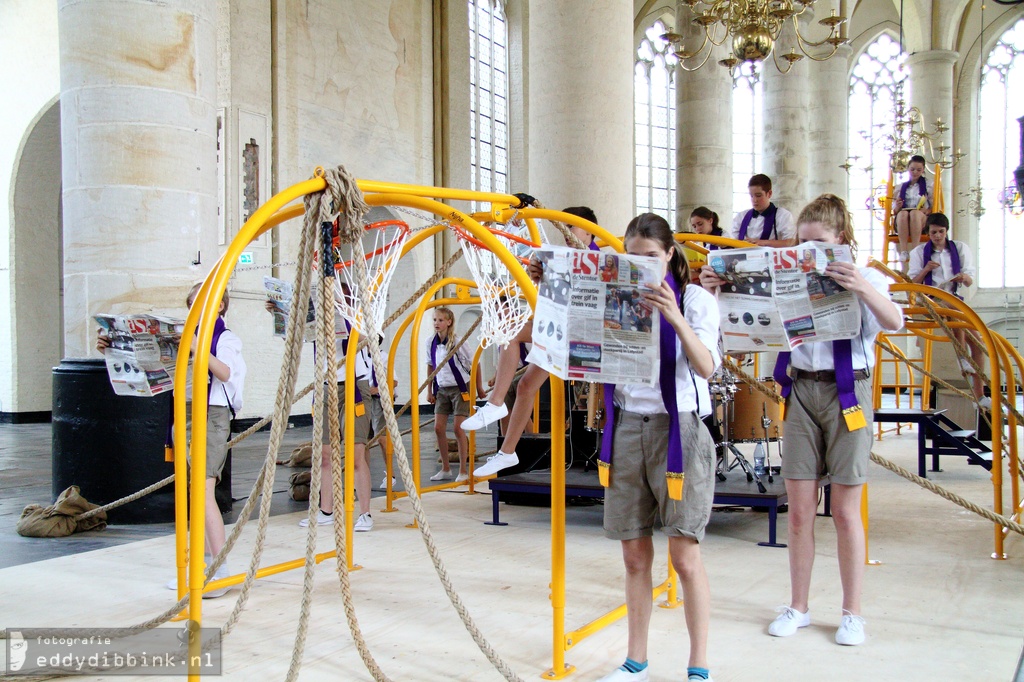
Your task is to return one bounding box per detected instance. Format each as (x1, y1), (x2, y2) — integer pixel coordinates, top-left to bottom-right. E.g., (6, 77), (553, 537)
(185, 404), (232, 481)
(434, 385), (470, 417)
(365, 388), (385, 440)
(603, 410), (715, 542)
(781, 377), (873, 485)
(320, 381), (371, 446)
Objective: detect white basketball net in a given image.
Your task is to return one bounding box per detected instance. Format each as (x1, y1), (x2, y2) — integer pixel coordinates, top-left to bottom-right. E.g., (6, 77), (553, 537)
(332, 206), (410, 336)
(457, 221), (536, 348)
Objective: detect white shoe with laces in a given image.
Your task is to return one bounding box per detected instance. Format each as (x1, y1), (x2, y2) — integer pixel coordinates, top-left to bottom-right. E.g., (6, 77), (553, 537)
(430, 469), (454, 481)
(594, 667), (649, 682)
(380, 476), (396, 489)
(354, 512), (373, 532)
(473, 451), (518, 477)
(835, 610), (866, 645)
(298, 510), (334, 528)
(768, 606), (811, 637)
(462, 402), (508, 431)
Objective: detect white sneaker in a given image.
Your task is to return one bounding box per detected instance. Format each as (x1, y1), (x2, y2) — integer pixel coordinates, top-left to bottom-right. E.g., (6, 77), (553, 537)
(959, 357), (976, 374)
(835, 610), (866, 645)
(380, 476), (396, 489)
(462, 401), (508, 431)
(430, 469), (454, 481)
(298, 510), (334, 527)
(455, 472), (469, 483)
(595, 667), (649, 682)
(473, 451), (519, 477)
(354, 513), (373, 532)
(204, 564), (231, 599)
(768, 606), (811, 637)
(978, 396), (993, 410)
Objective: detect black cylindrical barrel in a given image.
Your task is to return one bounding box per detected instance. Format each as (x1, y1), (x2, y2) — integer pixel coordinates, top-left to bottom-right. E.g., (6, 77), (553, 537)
(52, 359), (176, 523)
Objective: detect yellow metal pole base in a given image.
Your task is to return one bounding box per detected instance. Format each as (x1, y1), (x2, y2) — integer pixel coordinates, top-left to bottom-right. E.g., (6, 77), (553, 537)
(992, 552), (1008, 560)
(658, 596), (683, 609)
(171, 610), (190, 622)
(406, 519), (419, 529)
(541, 664), (576, 680)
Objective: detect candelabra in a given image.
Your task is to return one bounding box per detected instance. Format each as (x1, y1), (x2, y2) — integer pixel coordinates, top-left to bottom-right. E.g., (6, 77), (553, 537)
(882, 81), (965, 173)
(958, 186), (985, 219)
(662, 0), (847, 73)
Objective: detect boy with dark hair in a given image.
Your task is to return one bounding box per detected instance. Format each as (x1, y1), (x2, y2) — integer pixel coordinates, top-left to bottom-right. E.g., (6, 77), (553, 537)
(726, 174), (796, 247)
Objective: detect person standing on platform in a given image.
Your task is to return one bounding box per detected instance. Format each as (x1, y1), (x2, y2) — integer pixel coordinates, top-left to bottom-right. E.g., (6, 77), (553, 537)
(596, 213), (721, 682)
(702, 194), (903, 647)
(726, 174), (796, 248)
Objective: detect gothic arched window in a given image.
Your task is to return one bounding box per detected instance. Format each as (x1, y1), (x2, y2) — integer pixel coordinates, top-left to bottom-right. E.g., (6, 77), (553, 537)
(979, 17), (1024, 289)
(732, 62), (763, 215)
(469, 0), (509, 197)
(635, 20), (677, 225)
(848, 33), (906, 262)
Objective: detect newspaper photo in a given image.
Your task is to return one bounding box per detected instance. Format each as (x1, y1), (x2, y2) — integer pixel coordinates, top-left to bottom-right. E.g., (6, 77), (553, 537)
(709, 242), (861, 353)
(264, 276), (316, 341)
(526, 246), (665, 385)
(94, 314), (187, 397)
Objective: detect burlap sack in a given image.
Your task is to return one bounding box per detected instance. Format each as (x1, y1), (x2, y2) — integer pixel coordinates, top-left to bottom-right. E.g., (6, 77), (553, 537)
(277, 441), (313, 467)
(289, 470), (312, 501)
(16, 486), (108, 538)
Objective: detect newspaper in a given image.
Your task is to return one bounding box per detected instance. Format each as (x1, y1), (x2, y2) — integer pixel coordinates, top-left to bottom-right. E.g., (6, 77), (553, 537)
(264, 276), (316, 341)
(526, 246), (665, 385)
(708, 242), (861, 353)
(94, 314), (188, 397)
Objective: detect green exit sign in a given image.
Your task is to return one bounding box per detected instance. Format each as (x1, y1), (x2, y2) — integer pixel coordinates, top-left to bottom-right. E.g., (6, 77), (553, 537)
(238, 252), (254, 265)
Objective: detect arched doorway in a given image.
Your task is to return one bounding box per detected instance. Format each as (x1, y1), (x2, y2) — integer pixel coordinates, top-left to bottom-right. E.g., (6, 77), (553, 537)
(10, 97), (62, 419)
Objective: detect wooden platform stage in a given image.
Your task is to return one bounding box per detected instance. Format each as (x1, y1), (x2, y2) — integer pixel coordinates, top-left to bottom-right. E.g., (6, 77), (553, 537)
(485, 467), (830, 547)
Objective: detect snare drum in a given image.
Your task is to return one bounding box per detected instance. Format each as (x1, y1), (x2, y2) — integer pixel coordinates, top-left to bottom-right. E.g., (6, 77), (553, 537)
(728, 380), (783, 441)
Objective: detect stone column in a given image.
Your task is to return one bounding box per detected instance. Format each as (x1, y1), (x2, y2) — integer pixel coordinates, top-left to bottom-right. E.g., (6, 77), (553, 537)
(907, 50), (959, 213)
(808, 45), (852, 200)
(762, 57), (810, 215)
(58, 0), (218, 356)
(676, 41), (734, 231)
(527, 0), (634, 234)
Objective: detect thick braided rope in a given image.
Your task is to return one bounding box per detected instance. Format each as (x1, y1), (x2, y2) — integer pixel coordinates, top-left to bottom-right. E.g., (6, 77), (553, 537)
(323, 318), (389, 682)
(219, 191), (319, 635)
(549, 219), (586, 249)
(869, 451), (1024, 535)
(332, 175), (523, 682)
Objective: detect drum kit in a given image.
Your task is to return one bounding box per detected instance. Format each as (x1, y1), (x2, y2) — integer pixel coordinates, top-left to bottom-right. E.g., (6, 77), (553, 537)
(708, 367), (783, 494)
(579, 372), (782, 494)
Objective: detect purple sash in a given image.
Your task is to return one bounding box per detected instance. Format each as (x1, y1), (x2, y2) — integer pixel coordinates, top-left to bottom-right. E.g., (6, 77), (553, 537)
(588, 239), (601, 252)
(899, 177), (928, 208)
(922, 240), (962, 297)
(739, 204), (778, 241)
(165, 317), (229, 450)
(773, 339), (867, 432)
(431, 333), (469, 396)
(599, 274), (687, 500)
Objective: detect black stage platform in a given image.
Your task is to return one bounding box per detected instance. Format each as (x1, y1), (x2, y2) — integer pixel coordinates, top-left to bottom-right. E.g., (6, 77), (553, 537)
(486, 467), (831, 547)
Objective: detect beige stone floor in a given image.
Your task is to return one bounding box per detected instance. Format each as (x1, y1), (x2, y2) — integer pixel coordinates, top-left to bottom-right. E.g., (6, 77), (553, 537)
(2, 429), (1022, 682)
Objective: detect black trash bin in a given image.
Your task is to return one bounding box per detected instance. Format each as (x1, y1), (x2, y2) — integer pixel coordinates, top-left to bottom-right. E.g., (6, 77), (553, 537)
(52, 359), (232, 524)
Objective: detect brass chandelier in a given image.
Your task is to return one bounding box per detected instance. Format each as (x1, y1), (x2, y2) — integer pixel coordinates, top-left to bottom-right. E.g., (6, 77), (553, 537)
(662, 0), (848, 73)
(882, 81), (964, 173)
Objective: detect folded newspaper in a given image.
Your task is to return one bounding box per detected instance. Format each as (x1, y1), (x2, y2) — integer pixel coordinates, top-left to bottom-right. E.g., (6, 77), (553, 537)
(264, 276), (316, 342)
(94, 314), (188, 397)
(708, 241), (861, 353)
(526, 246), (666, 385)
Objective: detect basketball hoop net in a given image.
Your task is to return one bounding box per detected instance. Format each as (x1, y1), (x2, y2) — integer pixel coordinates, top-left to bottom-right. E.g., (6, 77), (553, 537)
(454, 221), (537, 348)
(331, 206), (410, 336)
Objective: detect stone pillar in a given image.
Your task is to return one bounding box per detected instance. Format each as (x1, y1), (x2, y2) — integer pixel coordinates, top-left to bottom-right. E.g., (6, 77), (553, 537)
(527, 1), (633, 234)
(676, 42), (734, 232)
(58, 0), (218, 357)
(762, 57), (810, 215)
(809, 45), (852, 200)
(907, 50), (958, 213)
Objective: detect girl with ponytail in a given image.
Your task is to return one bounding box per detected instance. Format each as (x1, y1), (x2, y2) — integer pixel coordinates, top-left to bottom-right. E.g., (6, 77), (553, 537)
(596, 212), (721, 682)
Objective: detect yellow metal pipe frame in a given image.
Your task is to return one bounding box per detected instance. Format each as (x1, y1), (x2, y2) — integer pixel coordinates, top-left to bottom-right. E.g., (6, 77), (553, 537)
(889, 283), (1009, 558)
